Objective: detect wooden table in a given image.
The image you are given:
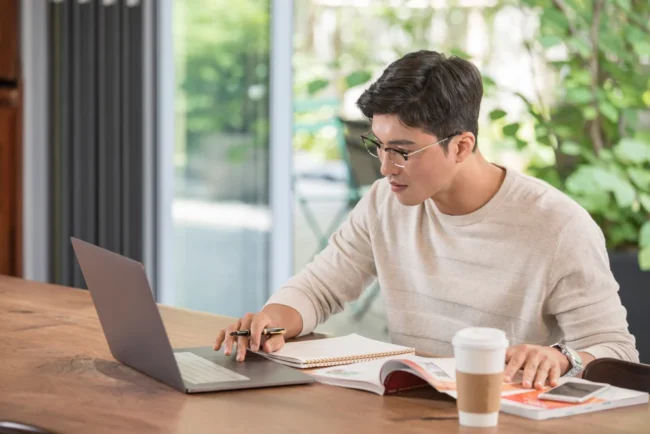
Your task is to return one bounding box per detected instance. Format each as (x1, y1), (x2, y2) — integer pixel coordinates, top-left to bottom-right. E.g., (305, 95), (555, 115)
(1, 276), (649, 434)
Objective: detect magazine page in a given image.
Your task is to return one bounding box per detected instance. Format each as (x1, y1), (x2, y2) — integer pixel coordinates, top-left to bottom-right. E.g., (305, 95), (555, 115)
(379, 356), (458, 392)
(503, 378), (648, 411)
(311, 354), (532, 395)
(379, 356), (530, 397)
(310, 354), (413, 394)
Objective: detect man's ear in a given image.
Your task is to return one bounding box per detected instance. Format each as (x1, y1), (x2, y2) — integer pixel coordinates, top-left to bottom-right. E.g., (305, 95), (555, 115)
(454, 133), (475, 163)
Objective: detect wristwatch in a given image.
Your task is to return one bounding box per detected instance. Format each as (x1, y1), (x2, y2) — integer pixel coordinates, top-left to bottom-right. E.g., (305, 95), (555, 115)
(551, 343), (583, 377)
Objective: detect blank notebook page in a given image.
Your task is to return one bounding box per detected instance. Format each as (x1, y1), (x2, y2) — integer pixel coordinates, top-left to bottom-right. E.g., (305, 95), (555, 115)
(261, 333), (415, 365)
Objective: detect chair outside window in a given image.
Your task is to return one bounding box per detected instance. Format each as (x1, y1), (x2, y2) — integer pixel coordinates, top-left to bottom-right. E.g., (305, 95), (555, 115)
(293, 99), (381, 257)
(293, 101), (383, 322)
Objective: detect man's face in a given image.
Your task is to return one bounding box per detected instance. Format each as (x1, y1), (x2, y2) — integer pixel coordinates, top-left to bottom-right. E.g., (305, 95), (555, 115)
(371, 114), (457, 206)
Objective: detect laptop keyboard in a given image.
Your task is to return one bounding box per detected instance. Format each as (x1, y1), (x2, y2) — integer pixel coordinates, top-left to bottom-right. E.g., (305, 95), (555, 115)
(174, 352), (249, 384)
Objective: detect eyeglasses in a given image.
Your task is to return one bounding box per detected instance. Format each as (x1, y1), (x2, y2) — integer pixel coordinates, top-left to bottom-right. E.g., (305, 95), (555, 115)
(360, 132), (461, 168)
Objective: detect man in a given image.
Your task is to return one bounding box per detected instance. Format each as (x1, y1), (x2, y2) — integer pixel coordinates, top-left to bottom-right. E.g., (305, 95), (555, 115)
(214, 50), (639, 390)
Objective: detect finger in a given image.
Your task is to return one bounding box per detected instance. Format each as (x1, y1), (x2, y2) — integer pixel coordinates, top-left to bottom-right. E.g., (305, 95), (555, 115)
(262, 335), (285, 353)
(504, 350), (527, 383)
(533, 359), (552, 390)
(522, 352), (542, 389)
(213, 329), (226, 351)
(249, 314), (272, 352)
(548, 360), (562, 387)
(223, 320), (241, 356)
(505, 346), (515, 363)
(237, 313), (255, 361)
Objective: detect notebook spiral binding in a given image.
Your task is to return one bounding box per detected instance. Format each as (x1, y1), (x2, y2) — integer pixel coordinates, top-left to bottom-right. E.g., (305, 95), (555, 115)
(304, 349), (415, 368)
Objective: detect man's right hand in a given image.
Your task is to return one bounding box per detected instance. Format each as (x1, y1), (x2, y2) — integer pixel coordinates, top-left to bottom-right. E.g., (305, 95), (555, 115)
(213, 305), (302, 362)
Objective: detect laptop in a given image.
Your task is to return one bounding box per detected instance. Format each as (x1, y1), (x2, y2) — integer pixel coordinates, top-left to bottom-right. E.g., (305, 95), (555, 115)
(70, 237), (314, 393)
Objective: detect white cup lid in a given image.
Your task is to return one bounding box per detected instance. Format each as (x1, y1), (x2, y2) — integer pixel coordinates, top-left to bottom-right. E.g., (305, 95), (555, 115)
(452, 327), (509, 350)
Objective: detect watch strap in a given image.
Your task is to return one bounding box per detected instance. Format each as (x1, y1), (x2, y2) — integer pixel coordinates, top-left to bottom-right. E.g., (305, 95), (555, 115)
(552, 343), (583, 377)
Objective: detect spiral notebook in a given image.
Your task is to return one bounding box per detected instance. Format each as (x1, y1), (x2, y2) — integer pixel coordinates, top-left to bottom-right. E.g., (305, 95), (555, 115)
(253, 333), (415, 369)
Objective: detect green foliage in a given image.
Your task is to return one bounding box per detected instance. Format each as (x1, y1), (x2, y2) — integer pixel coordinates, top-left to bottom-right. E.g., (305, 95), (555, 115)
(292, 1), (505, 158)
(307, 79), (330, 96)
(345, 70), (373, 88)
(497, 0), (650, 269)
(177, 0), (270, 152)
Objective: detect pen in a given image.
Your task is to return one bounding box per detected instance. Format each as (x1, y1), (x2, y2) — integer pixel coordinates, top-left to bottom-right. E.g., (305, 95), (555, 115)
(229, 327), (286, 337)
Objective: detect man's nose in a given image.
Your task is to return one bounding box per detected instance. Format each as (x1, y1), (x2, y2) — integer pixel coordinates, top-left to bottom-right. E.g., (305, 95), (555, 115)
(380, 154), (400, 177)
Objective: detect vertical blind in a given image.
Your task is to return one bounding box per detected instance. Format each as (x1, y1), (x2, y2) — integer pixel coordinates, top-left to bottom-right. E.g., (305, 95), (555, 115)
(49, 0), (149, 288)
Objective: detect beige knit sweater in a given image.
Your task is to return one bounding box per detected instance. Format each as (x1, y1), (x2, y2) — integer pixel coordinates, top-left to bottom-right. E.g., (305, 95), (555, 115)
(267, 166), (639, 362)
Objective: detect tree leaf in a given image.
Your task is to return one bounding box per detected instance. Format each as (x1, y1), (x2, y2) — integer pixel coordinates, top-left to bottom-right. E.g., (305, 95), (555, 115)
(614, 138), (650, 164)
(575, 190), (611, 214)
(541, 8), (570, 33)
(640, 221), (650, 248)
(595, 168), (637, 208)
(612, 182), (637, 208)
(609, 221), (638, 246)
(582, 106), (597, 120)
(566, 87), (593, 104)
(568, 37), (592, 58)
(535, 124), (548, 137)
(628, 168), (650, 190)
(307, 79), (329, 95)
(639, 247), (650, 271)
(345, 71), (372, 89)
(566, 166), (601, 196)
(516, 138), (528, 150)
(614, 0), (632, 12)
(599, 101), (619, 123)
(521, 0), (538, 7)
(572, 166), (637, 208)
(482, 76), (497, 88)
(633, 41), (650, 57)
(489, 109), (507, 120)
(599, 33), (624, 54)
(503, 123), (520, 137)
(450, 48), (471, 59)
(606, 88), (631, 109)
(539, 35), (564, 49)
(639, 194), (650, 213)
(560, 141), (582, 156)
(599, 149), (614, 161)
(625, 26), (646, 45)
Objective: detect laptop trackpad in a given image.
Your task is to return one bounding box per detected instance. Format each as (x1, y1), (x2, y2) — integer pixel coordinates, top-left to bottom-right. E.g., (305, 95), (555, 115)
(175, 347), (315, 392)
(175, 352), (249, 384)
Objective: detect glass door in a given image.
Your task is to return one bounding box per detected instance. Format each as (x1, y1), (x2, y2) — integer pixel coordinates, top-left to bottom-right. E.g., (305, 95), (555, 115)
(157, 0), (292, 318)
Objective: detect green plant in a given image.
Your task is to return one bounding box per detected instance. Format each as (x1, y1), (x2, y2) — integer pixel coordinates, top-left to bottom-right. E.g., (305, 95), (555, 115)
(292, 0), (505, 159)
(176, 0), (270, 158)
(491, 0), (650, 269)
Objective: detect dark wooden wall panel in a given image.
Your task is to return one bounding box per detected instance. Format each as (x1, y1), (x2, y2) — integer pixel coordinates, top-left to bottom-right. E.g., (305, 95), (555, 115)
(0, 0), (20, 81)
(0, 0), (22, 277)
(0, 92), (18, 275)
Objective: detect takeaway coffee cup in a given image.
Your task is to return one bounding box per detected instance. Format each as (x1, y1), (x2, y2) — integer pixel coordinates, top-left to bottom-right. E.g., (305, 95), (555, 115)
(452, 327), (509, 428)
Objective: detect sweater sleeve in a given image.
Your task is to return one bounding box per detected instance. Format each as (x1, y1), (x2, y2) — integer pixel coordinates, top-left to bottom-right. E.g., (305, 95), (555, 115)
(264, 179), (385, 336)
(545, 210), (639, 362)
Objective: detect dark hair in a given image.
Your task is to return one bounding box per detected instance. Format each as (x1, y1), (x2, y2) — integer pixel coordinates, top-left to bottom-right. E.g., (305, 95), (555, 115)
(356, 50), (483, 151)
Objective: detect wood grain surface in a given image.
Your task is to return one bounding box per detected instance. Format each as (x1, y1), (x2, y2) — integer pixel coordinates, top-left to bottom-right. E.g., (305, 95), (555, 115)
(1, 276), (648, 433)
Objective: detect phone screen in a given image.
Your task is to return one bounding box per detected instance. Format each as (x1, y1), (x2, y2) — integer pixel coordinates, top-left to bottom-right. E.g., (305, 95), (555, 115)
(545, 382), (606, 398)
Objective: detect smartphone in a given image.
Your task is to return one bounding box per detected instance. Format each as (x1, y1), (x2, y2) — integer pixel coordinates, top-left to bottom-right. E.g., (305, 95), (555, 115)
(538, 380), (610, 403)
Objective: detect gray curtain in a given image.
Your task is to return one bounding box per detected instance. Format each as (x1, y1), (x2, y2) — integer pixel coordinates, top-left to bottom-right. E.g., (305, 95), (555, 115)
(49, 0), (150, 288)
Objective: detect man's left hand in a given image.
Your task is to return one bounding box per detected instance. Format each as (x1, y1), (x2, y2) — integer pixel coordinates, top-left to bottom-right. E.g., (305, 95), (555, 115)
(504, 344), (569, 390)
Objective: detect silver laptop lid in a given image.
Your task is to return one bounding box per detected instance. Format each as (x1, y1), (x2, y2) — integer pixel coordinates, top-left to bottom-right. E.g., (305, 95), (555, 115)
(71, 237), (186, 392)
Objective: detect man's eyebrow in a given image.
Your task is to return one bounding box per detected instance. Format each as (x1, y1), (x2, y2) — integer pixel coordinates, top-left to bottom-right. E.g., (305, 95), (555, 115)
(370, 131), (416, 146)
(387, 139), (416, 146)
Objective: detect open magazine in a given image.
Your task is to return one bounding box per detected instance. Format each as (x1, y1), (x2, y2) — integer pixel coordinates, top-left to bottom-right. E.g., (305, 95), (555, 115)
(311, 354), (649, 420)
